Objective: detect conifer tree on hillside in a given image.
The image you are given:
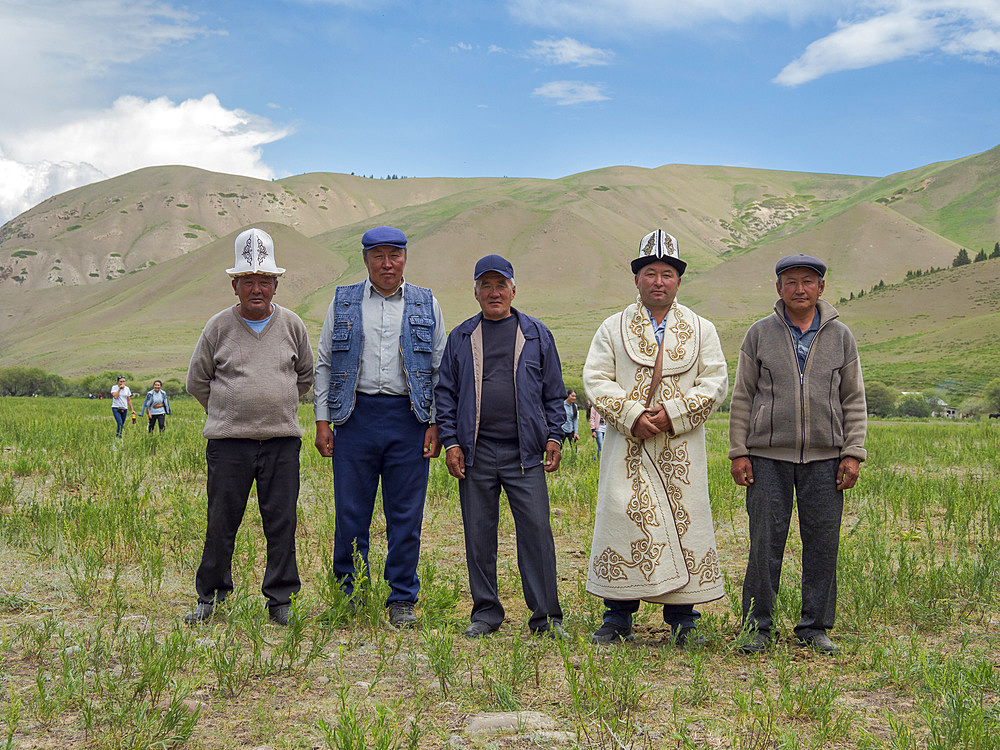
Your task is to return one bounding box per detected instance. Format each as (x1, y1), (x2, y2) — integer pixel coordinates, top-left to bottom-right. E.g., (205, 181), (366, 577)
(974, 249), (988, 262)
(991, 242), (1000, 259)
(953, 248), (971, 267)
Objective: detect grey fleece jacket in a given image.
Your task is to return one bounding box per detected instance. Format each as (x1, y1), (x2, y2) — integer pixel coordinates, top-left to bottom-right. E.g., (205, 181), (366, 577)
(728, 299), (867, 464)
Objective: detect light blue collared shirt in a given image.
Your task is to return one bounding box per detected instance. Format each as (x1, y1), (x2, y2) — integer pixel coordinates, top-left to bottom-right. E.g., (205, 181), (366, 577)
(356, 279), (447, 415)
(646, 307), (668, 346)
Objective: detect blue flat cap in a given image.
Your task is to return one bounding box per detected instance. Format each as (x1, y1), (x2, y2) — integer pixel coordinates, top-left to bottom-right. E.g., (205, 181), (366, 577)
(474, 254), (514, 280)
(362, 226), (407, 250)
(775, 253), (826, 278)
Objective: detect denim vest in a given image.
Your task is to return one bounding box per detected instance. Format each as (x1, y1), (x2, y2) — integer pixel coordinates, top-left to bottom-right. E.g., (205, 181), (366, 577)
(327, 281), (436, 425)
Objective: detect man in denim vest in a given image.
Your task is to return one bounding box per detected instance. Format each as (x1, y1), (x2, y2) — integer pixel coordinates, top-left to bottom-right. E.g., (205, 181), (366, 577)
(314, 226), (446, 627)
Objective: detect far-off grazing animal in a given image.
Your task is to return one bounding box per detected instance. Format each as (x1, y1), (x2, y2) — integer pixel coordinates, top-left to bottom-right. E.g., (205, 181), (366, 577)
(989, 413), (1000, 419)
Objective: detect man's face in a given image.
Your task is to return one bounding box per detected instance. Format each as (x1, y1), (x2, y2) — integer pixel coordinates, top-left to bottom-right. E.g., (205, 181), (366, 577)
(634, 261), (681, 310)
(364, 245), (406, 296)
(474, 271), (515, 320)
(777, 267), (824, 316)
(117, 378), (125, 387)
(232, 273), (277, 320)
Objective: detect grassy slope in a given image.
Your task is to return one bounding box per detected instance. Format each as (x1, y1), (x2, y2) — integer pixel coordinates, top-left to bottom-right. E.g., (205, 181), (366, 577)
(1, 150), (999, 392)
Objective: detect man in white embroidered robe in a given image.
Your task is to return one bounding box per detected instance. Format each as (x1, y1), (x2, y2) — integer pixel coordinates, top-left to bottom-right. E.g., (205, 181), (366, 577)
(583, 229), (728, 646)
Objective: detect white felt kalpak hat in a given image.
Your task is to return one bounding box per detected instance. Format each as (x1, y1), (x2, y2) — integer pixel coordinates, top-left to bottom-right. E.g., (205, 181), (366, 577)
(631, 229), (687, 276)
(227, 228), (285, 277)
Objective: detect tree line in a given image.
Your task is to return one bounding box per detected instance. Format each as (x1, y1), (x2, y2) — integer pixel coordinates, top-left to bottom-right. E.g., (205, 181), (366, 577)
(0, 367), (186, 398)
(866, 379), (1000, 418)
(839, 242), (1000, 304)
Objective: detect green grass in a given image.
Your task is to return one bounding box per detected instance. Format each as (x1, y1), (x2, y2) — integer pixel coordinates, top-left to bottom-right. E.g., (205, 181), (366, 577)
(0, 399), (998, 747)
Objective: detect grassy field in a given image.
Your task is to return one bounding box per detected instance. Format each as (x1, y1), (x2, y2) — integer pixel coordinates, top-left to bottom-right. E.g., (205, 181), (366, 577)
(1, 398), (999, 749)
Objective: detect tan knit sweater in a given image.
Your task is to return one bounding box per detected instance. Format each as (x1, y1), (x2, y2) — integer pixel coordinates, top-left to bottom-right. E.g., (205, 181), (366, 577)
(186, 304), (314, 440)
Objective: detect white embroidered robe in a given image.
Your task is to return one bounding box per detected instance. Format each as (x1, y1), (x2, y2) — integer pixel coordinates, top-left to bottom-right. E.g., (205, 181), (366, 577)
(583, 300), (728, 604)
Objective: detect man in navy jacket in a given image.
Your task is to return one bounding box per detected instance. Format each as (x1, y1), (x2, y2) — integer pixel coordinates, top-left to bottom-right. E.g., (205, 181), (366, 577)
(435, 254), (567, 638)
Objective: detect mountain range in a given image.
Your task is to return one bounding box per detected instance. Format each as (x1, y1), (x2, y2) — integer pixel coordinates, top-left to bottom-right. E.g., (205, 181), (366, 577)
(2, 145), (998, 397)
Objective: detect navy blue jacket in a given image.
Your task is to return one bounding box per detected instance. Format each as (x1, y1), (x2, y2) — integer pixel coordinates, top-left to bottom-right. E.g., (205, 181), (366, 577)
(435, 308), (567, 469)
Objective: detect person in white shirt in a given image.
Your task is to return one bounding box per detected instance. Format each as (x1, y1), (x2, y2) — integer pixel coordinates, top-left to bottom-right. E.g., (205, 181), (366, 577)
(110, 376), (135, 437)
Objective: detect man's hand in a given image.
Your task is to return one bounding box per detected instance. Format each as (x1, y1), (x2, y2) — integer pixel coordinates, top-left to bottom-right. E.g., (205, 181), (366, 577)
(730, 457), (754, 487)
(423, 424), (441, 458)
(544, 440), (561, 472)
(445, 446), (466, 479)
(315, 421), (335, 458)
(645, 405), (672, 434)
(836, 457), (860, 490)
(630, 412), (662, 440)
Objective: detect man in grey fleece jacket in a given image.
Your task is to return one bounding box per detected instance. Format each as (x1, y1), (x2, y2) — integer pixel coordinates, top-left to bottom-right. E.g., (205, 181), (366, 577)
(729, 253), (867, 655)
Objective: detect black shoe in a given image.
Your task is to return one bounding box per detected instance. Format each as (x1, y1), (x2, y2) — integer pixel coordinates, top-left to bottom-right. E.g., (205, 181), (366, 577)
(183, 602), (214, 625)
(674, 626), (707, 649)
(591, 622), (634, 644)
(464, 620), (497, 639)
(796, 632), (840, 654)
(738, 630), (773, 654)
(532, 621), (567, 640)
(269, 604), (290, 626)
(387, 601), (417, 628)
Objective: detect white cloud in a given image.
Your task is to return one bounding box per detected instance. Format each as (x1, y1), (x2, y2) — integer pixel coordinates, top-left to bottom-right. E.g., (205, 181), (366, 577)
(533, 81), (610, 104)
(530, 37), (614, 66)
(0, 0), (211, 128)
(508, 0), (1000, 84)
(0, 95), (289, 223)
(508, 0), (812, 30)
(452, 42), (474, 51)
(776, 1), (1000, 85)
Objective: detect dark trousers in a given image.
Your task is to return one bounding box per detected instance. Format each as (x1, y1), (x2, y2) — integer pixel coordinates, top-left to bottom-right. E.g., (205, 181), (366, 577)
(112, 408), (127, 436)
(603, 599), (699, 631)
(741, 456), (843, 638)
(148, 414), (165, 432)
(459, 438), (563, 631)
(332, 394), (428, 604)
(195, 437), (301, 609)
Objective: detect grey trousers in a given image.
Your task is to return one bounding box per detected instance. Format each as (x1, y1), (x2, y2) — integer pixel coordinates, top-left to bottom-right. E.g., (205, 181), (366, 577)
(458, 438), (563, 631)
(741, 456), (843, 638)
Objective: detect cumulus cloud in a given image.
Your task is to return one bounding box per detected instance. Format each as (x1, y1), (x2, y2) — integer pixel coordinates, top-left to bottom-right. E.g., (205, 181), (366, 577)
(508, 0), (1000, 84)
(530, 37), (614, 66)
(0, 0), (211, 127)
(0, 95), (289, 223)
(775, 1), (1000, 85)
(533, 81), (610, 104)
(508, 0), (810, 30)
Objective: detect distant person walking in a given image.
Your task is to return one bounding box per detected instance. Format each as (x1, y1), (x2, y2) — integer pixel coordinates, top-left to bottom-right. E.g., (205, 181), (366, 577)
(729, 253), (867, 655)
(140, 380), (171, 432)
(561, 390), (580, 447)
(184, 228), (314, 626)
(110, 376), (135, 437)
(589, 403), (606, 456)
(313, 226), (445, 628)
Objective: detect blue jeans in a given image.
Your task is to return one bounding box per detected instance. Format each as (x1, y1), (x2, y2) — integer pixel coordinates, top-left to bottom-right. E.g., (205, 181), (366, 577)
(332, 394), (428, 604)
(112, 408), (127, 437)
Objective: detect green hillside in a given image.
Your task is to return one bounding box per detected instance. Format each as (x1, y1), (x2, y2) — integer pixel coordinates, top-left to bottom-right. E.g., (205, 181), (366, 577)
(1, 148), (998, 396)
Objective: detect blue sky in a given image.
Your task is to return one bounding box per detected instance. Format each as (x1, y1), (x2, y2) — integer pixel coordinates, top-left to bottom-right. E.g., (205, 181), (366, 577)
(1, 0), (999, 222)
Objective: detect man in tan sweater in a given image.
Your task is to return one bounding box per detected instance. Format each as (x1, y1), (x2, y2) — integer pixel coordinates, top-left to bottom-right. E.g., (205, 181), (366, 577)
(729, 253), (867, 654)
(185, 228), (314, 626)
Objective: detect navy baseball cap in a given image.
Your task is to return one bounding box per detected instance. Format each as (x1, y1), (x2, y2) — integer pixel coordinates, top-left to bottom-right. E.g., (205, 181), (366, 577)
(775, 253), (826, 278)
(474, 254), (514, 280)
(362, 226), (407, 250)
